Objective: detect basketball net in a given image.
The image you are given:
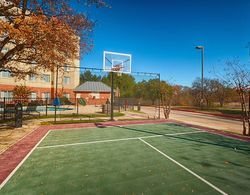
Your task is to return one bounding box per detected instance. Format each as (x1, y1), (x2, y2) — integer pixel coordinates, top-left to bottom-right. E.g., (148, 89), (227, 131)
(111, 64), (123, 77)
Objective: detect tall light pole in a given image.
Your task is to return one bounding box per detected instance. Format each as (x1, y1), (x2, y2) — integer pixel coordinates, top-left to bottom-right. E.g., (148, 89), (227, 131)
(195, 45), (204, 109)
(246, 42), (250, 118)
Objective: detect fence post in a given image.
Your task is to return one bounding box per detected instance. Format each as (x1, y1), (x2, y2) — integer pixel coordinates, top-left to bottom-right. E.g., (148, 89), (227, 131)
(15, 102), (23, 128)
(118, 98), (121, 113)
(76, 98), (79, 115)
(138, 101), (141, 111)
(3, 97), (5, 120)
(45, 98), (48, 116)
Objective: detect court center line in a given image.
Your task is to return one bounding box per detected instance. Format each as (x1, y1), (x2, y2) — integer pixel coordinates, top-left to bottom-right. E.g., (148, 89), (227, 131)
(0, 130), (51, 190)
(138, 138), (228, 195)
(37, 131), (204, 149)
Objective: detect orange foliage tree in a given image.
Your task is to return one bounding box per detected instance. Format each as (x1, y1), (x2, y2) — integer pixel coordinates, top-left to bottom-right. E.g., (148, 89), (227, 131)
(12, 85), (31, 102)
(0, 0), (108, 78)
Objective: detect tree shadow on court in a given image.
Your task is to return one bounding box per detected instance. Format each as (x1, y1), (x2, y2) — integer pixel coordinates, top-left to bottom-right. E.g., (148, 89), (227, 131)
(116, 126), (250, 153)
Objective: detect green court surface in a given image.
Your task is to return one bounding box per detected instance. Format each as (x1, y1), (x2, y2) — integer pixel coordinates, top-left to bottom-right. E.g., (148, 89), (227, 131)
(1, 123), (250, 195)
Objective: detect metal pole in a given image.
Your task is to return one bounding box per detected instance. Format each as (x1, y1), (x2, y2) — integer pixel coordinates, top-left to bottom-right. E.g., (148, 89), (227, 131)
(110, 71), (114, 121)
(54, 65), (59, 123)
(45, 98), (48, 116)
(201, 48), (204, 109)
(3, 97), (5, 120)
(158, 74), (161, 119)
(77, 98), (79, 115)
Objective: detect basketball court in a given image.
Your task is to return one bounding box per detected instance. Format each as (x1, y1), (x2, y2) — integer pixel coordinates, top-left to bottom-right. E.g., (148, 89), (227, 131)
(0, 52), (249, 194)
(0, 121), (249, 194)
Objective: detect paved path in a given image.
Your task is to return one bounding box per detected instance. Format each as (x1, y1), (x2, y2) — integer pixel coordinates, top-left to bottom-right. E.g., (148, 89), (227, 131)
(170, 110), (243, 134)
(141, 107), (243, 134)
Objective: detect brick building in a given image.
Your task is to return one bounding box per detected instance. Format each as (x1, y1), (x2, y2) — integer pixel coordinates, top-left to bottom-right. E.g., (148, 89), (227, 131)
(0, 64), (80, 100)
(74, 81), (112, 105)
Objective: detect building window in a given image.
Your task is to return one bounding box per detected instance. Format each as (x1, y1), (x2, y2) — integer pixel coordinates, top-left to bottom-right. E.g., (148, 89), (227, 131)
(2, 48), (8, 54)
(31, 61), (37, 67)
(30, 92), (37, 100)
(76, 94), (81, 98)
(64, 93), (70, 99)
(29, 74), (36, 81)
(91, 92), (100, 99)
(63, 77), (70, 85)
(1, 71), (11, 78)
(0, 91), (13, 99)
(64, 65), (70, 72)
(42, 74), (50, 82)
(42, 92), (50, 99)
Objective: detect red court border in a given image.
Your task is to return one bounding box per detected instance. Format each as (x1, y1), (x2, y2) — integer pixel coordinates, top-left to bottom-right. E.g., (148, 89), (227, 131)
(0, 119), (249, 186)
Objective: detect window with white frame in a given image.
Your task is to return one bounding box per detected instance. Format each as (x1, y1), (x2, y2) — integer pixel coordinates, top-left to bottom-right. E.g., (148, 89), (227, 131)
(31, 61), (37, 67)
(76, 94), (81, 98)
(42, 92), (50, 99)
(64, 65), (70, 72)
(0, 91), (13, 98)
(91, 92), (100, 99)
(64, 93), (70, 99)
(63, 77), (70, 85)
(30, 92), (37, 100)
(29, 74), (36, 81)
(1, 71), (11, 78)
(42, 74), (50, 82)
(2, 48), (8, 54)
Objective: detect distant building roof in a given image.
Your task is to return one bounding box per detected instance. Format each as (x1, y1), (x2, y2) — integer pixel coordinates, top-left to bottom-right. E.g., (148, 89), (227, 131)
(74, 81), (111, 92)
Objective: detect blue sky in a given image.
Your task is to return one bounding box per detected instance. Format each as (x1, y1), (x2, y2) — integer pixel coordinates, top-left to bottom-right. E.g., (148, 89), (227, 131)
(81, 0), (250, 86)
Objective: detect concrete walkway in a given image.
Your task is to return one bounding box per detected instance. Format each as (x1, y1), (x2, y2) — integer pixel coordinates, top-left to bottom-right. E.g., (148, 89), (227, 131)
(140, 106), (243, 134)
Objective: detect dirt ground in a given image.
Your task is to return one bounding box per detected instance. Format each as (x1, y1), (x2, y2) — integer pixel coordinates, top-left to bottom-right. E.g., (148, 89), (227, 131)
(0, 120), (40, 154)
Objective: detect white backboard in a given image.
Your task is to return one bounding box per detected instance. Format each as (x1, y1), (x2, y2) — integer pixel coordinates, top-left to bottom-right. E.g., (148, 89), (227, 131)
(103, 51), (132, 74)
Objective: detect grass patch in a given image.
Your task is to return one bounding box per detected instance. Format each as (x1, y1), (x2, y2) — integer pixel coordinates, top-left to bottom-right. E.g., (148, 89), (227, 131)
(128, 110), (146, 114)
(35, 112), (125, 119)
(117, 118), (150, 121)
(173, 106), (242, 116)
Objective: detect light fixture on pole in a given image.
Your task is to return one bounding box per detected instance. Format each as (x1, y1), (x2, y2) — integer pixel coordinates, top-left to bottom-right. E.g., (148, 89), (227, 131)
(195, 45), (204, 108)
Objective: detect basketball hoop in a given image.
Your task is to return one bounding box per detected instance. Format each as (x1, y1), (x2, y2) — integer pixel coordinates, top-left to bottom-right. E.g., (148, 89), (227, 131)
(111, 65), (123, 76)
(103, 51), (132, 121)
(103, 51), (132, 74)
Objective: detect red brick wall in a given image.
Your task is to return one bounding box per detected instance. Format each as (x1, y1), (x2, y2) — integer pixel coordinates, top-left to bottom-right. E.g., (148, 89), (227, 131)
(75, 91), (111, 105)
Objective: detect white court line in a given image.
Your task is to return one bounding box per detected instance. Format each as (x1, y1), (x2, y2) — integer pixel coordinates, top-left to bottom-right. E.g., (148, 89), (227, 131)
(0, 130), (51, 190)
(37, 130), (204, 149)
(49, 121), (171, 132)
(138, 138), (228, 195)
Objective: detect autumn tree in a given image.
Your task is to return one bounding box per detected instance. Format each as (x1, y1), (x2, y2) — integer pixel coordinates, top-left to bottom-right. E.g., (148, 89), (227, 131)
(209, 79), (233, 107)
(12, 85), (31, 102)
(174, 86), (193, 106)
(0, 0), (107, 78)
(222, 60), (250, 135)
(134, 80), (147, 101)
(145, 79), (160, 105)
(160, 81), (174, 119)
